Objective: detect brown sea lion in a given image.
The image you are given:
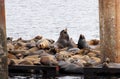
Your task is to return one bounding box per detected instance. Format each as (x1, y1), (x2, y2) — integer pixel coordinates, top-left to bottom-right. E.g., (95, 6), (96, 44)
(33, 35), (43, 42)
(8, 53), (17, 59)
(16, 53), (24, 59)
(78, 34), (90, 49)
(47, 45), (57, 55)
(87, 52), (97, 57)
(72, 60), (84, 67)
(40, 55), (58, 66)
(55, 51), (71, 61)
(25, 40), (36, 49)
(25, 50), (48, 57)
(24, 55), (41, 65)
(46, 39), (55, 44)
(81, 55), (91, 62)
(36, 39), (51, 49)
(13, 41), (28, 50)
(7, 43), (15, 51)
(90, 57), (101, 65)
(9, 59), (23, 65)
(18, 60), (34, 65)
(88, 39), (100, 45)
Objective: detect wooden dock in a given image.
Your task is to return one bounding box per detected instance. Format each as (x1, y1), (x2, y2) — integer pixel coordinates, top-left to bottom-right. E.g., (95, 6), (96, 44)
(8, 64), (120, 79)
(9, 65), (59, 78)
(84, 67), (120, 79)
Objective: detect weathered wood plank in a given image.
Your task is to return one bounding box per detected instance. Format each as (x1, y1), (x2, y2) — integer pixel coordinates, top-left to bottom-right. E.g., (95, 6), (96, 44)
(99, 0), (120, 63)
(0, 0), (8, 79)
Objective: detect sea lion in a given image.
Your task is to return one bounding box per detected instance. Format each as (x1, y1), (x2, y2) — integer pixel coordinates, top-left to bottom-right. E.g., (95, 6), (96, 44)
(24, 47), (39, 56)
(81, 55), (91, 62)
(55, 51), (71, 61)
(7, 43), (15, 51)
(102, 58), (110, 68)
(78, 34), (90, 49)
(46, 39), (55, 44)
(7, 37), (13, 43)
(33, 35), (43, 42)
(89, 57), (101, 65)
(16, 53), (24, 59)
(36, 39), (51, 49)
(9, 59), (23, 65)
(47, 45), (57, 55)
(40, 55), (58, 66)
(13, 41), (28, 50)
(18, 60), (34, 65)
(8, 53), (17, 59)
(88, 39), (100, 45)
(25, 40), (36, 49)
(70, 55), (83, 60)
(24, 55), (41, 65)
(87, 52), (97, 57)
(68, 48), (80, 54)
(72, 60), (85, 67)
(66, 57), (85, 67)
(25, 50), (49, 57)
(55, 28), (77, 50)
(64, 63), (83, 73)
(55, 28), (70, 49)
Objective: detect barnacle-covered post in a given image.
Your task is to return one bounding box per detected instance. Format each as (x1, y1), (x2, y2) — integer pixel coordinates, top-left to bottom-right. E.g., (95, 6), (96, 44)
(99, 0), (120, 63)
(0, 0), (8, 79)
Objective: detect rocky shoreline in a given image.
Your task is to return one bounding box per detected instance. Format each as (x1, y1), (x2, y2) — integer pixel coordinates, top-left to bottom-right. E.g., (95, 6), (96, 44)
(7, 29), (103, 73)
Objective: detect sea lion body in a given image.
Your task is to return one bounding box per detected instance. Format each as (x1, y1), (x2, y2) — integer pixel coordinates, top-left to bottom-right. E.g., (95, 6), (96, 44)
(88, 39), (100, 45)
(40, 56), (58, 66)
(68, 48), (80, 54)
(7, 43), (15, 51)
(55, 51), (71, 61)
(55, 29), (75, 49)
(36, 39), (51, 49)
(78, 34), (90, 49)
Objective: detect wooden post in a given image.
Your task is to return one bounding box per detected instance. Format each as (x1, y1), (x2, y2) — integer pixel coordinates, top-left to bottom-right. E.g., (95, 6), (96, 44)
(0, 0), (8, 79)
(99, 0), (120, 63)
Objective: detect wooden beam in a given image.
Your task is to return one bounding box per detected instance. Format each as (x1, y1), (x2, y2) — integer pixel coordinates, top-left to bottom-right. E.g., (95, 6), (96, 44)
(99, 0), (120, 63)
(0, 0), (8, 79)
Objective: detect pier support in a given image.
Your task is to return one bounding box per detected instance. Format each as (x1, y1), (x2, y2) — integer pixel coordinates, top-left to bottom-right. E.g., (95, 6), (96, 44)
(0, 0), (8, 79)
(99, 0), (120, 63)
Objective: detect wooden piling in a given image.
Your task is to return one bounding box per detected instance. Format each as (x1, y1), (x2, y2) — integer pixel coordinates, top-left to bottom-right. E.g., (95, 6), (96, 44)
(0, 0), (8, 79)
(99, 0), (120, 63)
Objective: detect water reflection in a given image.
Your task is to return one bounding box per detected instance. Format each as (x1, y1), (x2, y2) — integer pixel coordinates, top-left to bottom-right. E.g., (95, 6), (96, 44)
(9, 74), (120, 79)
(97, 76), (120, 79)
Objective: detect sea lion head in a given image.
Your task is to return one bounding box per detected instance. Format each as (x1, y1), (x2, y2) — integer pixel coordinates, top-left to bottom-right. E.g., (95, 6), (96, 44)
(79, 34), (85, 40)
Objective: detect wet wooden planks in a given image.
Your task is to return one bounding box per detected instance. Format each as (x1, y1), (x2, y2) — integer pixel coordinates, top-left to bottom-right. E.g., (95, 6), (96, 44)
(9, 64), (120, 79)
(9, 65), (59, 78)
(84, 67), (120, 79)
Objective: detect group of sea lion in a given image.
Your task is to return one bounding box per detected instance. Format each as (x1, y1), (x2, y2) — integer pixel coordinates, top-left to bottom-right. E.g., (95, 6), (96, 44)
(7, 28), (105, 73)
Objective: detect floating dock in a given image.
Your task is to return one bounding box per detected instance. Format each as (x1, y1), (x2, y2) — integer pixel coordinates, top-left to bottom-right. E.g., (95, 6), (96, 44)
(9, 63), (120, 79)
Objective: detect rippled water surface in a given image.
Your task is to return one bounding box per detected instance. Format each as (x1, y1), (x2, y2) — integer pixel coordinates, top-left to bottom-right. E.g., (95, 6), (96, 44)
(5, 0), (99, 43)
(6, 0), (100, 79)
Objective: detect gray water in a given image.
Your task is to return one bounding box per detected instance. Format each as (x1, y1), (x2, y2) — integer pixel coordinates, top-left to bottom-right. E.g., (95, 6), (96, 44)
(5, 0), (99, 43)
(6, 0), (99, 79)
